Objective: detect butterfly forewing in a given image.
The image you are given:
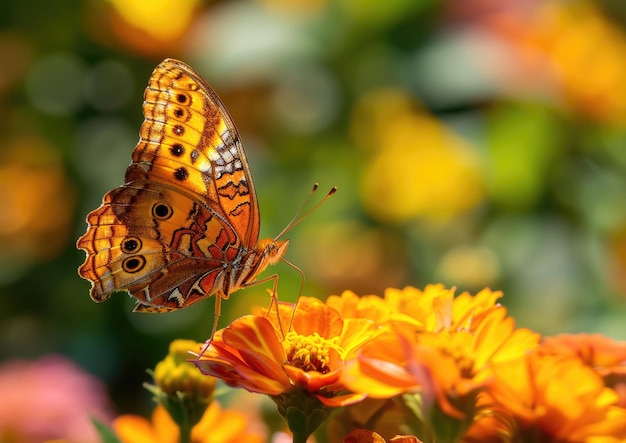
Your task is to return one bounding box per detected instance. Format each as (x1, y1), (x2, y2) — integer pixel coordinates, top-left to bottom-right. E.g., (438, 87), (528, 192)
(127, 59), (260, 246)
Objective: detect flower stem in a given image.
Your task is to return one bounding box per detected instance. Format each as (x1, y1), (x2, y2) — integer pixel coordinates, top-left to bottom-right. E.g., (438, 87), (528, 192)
(179, 414), (192, 443)
(272, 390), (331, 443)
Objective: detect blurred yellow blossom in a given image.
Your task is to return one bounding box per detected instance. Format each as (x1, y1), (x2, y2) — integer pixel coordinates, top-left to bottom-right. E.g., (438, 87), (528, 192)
(86, 0), (202, 57)
(114, 402), (265, 443)
(353, 89), (484, 224)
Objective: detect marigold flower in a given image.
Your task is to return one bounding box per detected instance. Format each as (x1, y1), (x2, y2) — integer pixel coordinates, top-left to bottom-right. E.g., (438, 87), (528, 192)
(114, 402), (265, 443)
(538, 333), (626, 373)
(486, 351), (626, 441)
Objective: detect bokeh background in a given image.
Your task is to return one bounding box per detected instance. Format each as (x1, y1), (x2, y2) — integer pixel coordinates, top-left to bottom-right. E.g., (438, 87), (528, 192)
(2, 0), (626, 438)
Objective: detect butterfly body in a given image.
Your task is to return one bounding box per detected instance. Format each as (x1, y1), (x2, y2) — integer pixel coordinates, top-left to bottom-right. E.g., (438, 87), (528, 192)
(77, 59), (288, 314)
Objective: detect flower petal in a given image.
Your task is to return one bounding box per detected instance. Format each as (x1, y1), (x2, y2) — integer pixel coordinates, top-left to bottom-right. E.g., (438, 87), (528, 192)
(222, 316), (286, 365)
(299, 298), (344, 338)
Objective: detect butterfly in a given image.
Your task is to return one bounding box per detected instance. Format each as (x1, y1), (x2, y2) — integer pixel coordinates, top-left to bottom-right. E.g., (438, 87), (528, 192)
(77, 58), (300, 330)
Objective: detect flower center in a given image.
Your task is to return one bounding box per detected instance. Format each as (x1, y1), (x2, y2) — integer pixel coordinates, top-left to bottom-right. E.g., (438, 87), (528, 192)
(284, 332), (340, 374)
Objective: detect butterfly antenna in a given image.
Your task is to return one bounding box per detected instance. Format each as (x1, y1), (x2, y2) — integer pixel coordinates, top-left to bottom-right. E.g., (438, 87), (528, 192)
(274, 183), (337, 241)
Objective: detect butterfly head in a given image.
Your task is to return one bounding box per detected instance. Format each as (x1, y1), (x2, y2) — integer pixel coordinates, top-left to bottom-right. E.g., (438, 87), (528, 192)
(256, 238), (290, 266)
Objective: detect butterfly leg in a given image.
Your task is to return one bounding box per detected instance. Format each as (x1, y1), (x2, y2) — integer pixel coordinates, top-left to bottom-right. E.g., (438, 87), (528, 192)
(278, 257), (307, 335)
(196, 292), (224, 360)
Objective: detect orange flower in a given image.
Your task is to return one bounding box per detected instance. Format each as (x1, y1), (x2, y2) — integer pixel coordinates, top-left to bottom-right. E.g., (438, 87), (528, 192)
(114, 402), (264, 443)
(194, 297), (377, 407)
(486, 351), (626, 441)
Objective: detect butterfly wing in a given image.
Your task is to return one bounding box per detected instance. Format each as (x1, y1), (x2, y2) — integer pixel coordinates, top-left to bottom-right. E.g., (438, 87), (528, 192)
(77, 59), (260, 311)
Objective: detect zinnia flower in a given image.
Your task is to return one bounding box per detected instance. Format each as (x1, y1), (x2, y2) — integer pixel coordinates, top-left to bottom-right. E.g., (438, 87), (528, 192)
(194, 296), (383, 442)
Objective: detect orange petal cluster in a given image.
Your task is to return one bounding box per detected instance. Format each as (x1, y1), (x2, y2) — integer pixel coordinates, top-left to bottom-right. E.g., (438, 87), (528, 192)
(194, 296), (381, 407)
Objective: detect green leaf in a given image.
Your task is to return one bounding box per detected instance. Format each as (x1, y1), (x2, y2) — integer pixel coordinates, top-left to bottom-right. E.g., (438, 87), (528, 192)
(92, 418), (123, 443)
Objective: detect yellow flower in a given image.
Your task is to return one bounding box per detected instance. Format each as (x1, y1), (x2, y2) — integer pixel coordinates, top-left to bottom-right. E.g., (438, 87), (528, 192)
(486, 352), (626, 441)
(87, 0), (202, 57)
(327, 285), (506, 336)
(114, 402), (264, 443)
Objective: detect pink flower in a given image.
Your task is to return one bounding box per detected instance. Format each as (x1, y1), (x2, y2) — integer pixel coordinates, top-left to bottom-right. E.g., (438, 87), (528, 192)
(0, 355), (113, 443)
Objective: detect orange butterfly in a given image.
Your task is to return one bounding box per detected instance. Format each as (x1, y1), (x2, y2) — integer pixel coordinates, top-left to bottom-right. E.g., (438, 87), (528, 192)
(77, 59), (316, 331)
